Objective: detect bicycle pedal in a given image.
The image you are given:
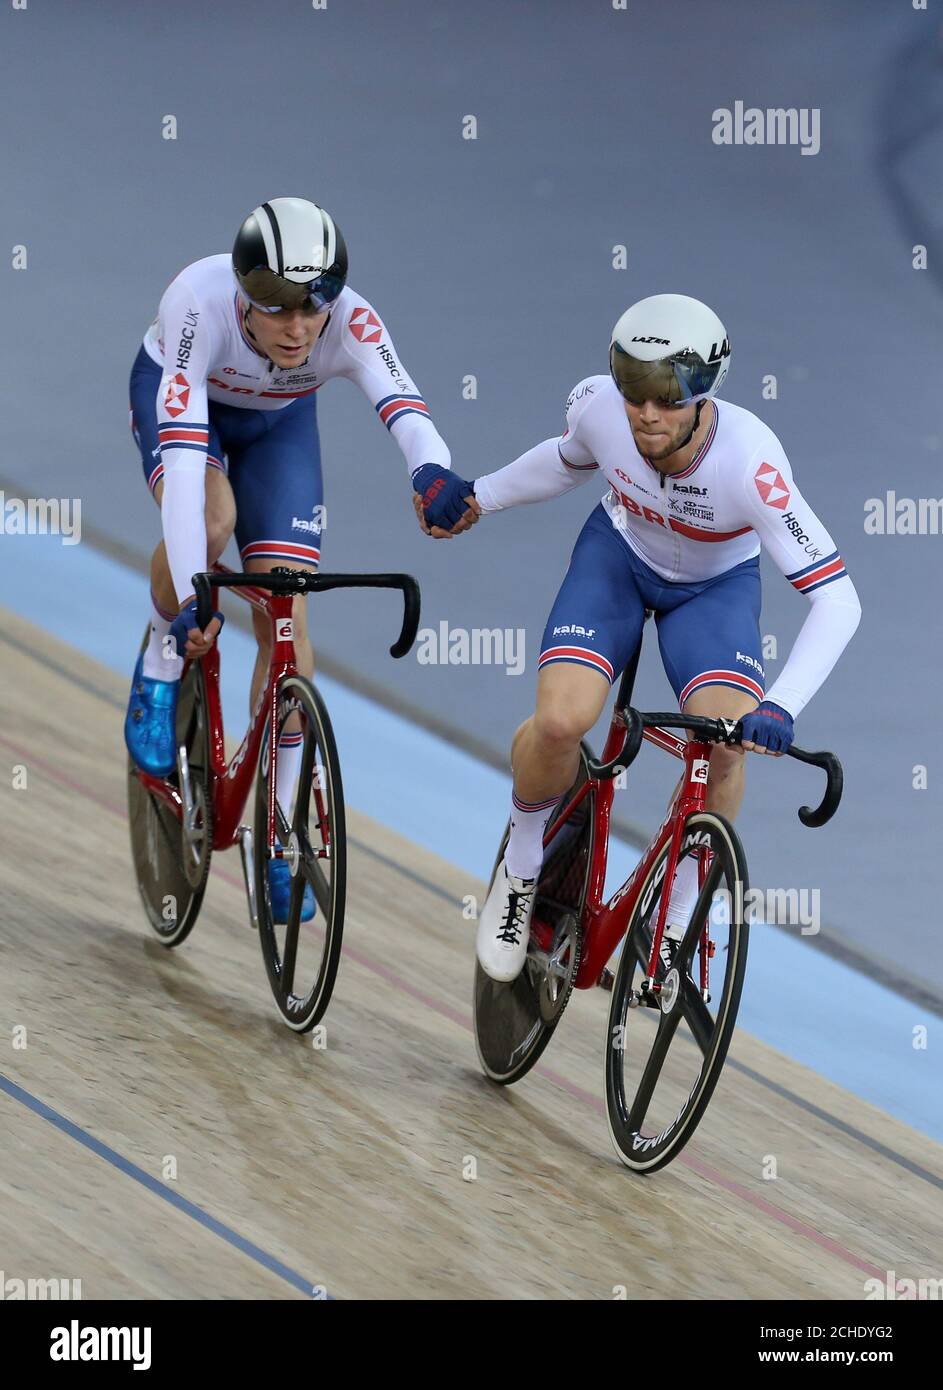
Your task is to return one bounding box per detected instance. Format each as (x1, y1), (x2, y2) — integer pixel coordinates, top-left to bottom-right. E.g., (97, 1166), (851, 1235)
(597, 968), (615, 992)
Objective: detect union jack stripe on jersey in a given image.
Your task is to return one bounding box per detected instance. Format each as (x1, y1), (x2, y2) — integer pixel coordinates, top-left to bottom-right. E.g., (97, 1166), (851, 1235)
(375, 393), (430, 429)
(787, 550), (847, 594)
(159, 422), (210, 454)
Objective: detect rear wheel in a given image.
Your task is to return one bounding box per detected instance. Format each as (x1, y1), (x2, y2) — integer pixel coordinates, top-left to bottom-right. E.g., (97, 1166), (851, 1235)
(605, 811), (748, 1173)
(255, 676), (346, 1032)
(127, 656), (212, 947)
(473, 747), (593, 1085)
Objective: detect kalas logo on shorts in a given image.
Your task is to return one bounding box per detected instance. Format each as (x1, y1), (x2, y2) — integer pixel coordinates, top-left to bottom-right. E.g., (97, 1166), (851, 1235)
(348, 306), (383, 343)
(163, 372), (190, 418)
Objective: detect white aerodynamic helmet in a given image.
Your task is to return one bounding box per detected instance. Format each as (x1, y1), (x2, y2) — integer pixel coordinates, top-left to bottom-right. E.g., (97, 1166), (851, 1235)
(609, 294), (731, 406)
(233, 196), (347, 312)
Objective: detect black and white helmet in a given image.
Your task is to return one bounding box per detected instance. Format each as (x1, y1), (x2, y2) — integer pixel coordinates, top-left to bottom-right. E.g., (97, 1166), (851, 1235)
(233, 197), (347, 312)
(609, 294), (731, 407)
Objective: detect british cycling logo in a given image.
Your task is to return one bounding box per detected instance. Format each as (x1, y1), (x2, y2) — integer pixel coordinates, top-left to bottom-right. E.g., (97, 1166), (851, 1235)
(0, 492), (81, 544)
(49, 1321), (151, 1370)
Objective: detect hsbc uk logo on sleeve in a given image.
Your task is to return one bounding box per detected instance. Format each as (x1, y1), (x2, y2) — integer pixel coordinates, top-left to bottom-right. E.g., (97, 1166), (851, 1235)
(162, 372), (190, 418)
(348, 307), (383, 343)
(753, 461), (790, 510)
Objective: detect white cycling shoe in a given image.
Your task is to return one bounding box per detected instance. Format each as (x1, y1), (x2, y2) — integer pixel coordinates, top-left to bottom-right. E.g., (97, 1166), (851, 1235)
(476, 860), (537, 983)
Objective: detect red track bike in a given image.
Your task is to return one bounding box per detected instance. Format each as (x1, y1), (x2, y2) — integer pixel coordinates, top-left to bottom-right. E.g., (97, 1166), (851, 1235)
(474, 625), (842, 1173)
(128, 564), (419, 1031)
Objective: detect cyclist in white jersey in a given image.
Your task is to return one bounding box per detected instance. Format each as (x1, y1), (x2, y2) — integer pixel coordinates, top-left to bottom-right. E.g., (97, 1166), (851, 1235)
(471, 294), (861, 982)
(124, 197), (478, 922)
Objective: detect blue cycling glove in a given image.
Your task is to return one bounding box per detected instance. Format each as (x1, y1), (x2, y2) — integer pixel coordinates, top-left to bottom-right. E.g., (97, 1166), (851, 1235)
(412, 464), (475, 530)
(168, 597), (224, 660)
(740, 701), (794, 754)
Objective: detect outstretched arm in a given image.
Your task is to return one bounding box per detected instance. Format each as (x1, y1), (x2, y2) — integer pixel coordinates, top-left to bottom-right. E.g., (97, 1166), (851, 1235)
(744, 447), (861, 721)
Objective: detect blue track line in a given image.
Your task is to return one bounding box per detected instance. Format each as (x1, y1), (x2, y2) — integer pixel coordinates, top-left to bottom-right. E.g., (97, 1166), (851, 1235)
(0, 1072), (329, 1300)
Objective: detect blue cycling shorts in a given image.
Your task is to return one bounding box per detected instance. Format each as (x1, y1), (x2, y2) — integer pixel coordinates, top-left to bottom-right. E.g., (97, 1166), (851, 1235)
(539, 503), (765, 707)
(129, 345), (324, 568)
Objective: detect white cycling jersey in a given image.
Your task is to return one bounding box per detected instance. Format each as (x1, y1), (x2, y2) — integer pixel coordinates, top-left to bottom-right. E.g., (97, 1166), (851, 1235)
(474, 375), (861, 716)
(143, 254), (450, 602)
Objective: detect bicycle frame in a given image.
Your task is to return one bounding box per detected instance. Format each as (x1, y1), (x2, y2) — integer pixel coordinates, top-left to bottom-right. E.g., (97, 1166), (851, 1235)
(131, 564), (305, 860)
(131, 561), (420, 873)
(560, 718), (711, 992)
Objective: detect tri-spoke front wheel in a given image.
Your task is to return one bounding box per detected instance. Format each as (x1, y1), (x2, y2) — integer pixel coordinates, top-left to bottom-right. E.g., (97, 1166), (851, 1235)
(254, 676), (346, 1032)
(605, 811), (748, 1173)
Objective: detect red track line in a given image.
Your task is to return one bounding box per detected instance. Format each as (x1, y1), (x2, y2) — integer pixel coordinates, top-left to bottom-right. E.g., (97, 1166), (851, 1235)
(3, 734), (884, 1281)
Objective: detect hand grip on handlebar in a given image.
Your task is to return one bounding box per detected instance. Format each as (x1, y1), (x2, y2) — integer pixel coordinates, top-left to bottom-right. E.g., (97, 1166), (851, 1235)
(193, 572), (215, 633)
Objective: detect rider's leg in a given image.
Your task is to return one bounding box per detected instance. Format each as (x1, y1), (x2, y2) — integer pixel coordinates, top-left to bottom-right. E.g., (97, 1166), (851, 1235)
(245, 558), (317, 821)
(478, 505), (645, 982)
(656, 554), (765, 933)
(125, 463), (235, 777)
(147, 467), (236, 675)
(505, 663), (610, 878)
(229, 396), (322, 829)
(505, 505), (648, 879)
(682, 685), (758, 819)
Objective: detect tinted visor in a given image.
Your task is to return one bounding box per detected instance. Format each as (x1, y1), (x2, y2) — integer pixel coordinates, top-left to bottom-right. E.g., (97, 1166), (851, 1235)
(237, 265), (345, 314)
(609, 343), (720, 407)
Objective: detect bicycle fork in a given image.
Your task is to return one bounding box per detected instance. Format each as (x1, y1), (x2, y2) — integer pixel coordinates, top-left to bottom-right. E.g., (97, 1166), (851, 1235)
(637, 741), (716, 1009)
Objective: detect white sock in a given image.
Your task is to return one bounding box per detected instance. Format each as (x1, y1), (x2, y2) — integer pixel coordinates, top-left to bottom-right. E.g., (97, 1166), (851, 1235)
(505, 789), (559, 880)
(142, 595), (183, 681)
(665, 854), (700, 939)
(276, 729), (304, 819)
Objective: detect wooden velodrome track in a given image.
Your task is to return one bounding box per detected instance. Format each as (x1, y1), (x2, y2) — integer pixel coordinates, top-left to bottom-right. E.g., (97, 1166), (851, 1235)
(1, 604), (941, 1301)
